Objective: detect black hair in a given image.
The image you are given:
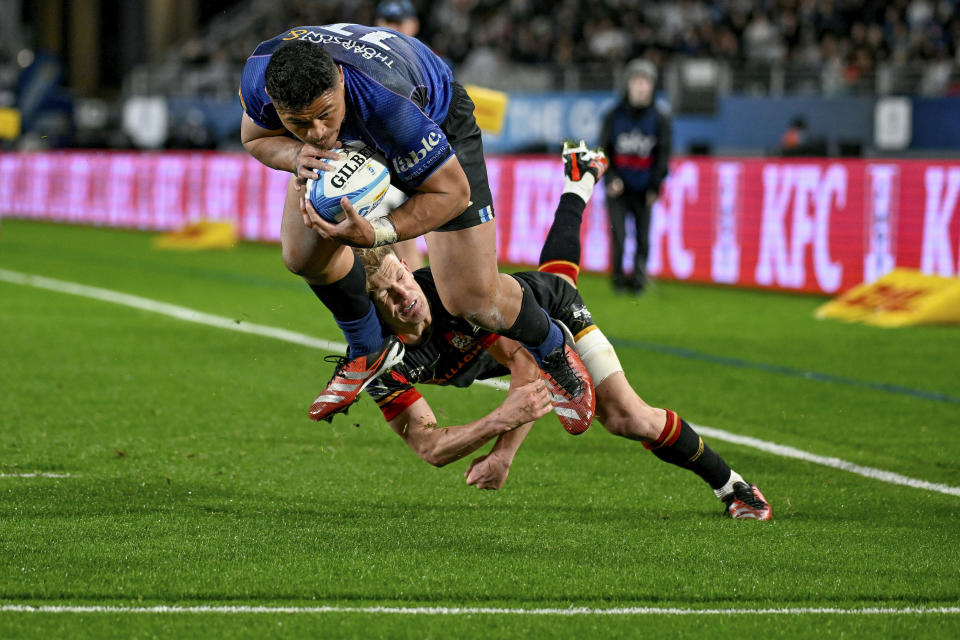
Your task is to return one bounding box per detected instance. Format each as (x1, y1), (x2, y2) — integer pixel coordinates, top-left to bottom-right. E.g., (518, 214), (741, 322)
(264, 40), (339, 112)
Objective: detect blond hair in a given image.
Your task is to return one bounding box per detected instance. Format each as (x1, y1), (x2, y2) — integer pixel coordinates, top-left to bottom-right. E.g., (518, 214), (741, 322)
(354, 246), (399, 292)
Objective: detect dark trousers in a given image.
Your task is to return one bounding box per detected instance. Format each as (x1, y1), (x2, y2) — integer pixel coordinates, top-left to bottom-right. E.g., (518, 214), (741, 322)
(607, 189), (652, 286)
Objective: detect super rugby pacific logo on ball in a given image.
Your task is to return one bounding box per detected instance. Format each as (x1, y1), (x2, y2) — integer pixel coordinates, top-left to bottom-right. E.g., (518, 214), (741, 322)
(307, 142), (391, 223)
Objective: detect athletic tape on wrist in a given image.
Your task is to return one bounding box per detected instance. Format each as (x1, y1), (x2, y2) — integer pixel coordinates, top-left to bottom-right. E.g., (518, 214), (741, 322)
(371, 216), (399, 247)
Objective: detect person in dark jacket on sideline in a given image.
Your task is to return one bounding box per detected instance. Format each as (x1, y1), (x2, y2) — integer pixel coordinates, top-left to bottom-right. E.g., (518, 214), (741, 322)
(599, 59), (672, 294)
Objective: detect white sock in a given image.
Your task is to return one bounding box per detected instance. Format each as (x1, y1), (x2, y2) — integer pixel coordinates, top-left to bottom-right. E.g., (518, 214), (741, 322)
(714, 470), (745, 501)
(563, 173), (596, 204)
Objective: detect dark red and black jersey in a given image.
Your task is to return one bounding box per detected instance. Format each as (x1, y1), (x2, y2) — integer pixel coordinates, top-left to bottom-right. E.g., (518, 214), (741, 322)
(365, 268), (594, 420)
(365, 268), (507, 420)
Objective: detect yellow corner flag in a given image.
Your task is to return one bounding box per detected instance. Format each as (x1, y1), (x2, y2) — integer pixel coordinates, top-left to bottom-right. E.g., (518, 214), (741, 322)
(816, 268), (960, 327)
(154, 220), (238, 251)
(464, 85), (508, 134)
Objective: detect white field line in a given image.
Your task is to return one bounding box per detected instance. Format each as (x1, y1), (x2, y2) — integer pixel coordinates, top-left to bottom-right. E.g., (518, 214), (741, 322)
(0, 268), (346, 354)
(693, 425), (960, 497)
(0, 604), (958, 616)
(2, 268), (958, 498)
(0, 473), (73, 478)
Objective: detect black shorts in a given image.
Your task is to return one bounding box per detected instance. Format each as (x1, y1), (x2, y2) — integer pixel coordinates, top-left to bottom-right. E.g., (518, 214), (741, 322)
(435, 82), (495, 232)
(512, 271), (595, 338)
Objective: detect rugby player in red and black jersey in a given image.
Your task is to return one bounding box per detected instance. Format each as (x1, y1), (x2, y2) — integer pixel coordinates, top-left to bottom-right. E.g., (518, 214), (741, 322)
(352, 142), (770, 520)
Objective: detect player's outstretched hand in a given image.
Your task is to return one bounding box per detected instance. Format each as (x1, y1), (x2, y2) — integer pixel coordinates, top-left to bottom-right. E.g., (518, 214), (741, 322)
(301, 196), (376, 247)
(292, 143), (340, 192)
(465, 452), (512, 490)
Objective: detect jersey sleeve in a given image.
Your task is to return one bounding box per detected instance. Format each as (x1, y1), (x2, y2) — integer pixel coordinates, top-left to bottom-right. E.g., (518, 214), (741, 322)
(478, 333), (500, 349)
(347, 74), (453, 190)
(239, 55), (284, 131)
(365, 368), (423, 421)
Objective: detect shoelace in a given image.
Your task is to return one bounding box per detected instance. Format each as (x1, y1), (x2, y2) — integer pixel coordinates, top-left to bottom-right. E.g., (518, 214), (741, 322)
(734, 485), (767, 509)
(324, 354), (349, 368)
(542, 347), (584, 397)
(320, 354), (350, 385)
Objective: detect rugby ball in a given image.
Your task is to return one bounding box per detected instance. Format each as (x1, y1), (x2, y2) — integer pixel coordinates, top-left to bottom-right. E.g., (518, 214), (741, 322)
(306, 142), (391, 223)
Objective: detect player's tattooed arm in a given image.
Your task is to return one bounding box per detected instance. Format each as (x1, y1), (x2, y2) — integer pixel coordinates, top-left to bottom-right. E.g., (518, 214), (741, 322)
(462, 338), (543, 489)
(387, 383), (550, 468)
(464, 421), (533, 490)
(487, 338), (540, 388)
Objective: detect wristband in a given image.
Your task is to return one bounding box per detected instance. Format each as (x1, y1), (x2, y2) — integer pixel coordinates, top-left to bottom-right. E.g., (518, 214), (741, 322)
(371, 216), (399, 247)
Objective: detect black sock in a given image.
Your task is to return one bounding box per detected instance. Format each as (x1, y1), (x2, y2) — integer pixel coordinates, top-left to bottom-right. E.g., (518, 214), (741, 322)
(499, 276), (551, 347)
(307, 252), (372, 322)
(645, 410), (732, 490)
(539, 193), (587, 267)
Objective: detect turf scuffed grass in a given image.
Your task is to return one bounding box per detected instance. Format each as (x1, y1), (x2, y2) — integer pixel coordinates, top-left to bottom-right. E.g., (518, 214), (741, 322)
(1, 220), (959, 638)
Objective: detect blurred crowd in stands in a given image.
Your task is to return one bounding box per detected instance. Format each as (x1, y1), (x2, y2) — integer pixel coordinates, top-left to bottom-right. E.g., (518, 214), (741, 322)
(4, 0), (960, 151)
(158, 0), (960, 96)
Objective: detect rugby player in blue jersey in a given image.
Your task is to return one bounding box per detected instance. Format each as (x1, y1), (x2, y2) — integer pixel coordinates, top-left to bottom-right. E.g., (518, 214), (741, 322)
(356, 142), (771, 519)
(239, 25), (593, 434)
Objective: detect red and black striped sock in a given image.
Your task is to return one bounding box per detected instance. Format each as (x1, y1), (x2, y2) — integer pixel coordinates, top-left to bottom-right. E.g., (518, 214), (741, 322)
(644, 410), (732, 491)
(537, 193), (587, 284)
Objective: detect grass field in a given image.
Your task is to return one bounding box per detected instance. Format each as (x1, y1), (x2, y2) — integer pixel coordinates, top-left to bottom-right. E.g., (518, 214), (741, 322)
(1, 219), (958, 638)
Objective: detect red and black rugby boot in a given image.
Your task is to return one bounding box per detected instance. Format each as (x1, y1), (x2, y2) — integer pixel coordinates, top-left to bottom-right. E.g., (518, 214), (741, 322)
(539, 320), (595, 435)
(562, 139), (609, 183)
(309, 335), (405, 423)
(723, 482), (772, 521)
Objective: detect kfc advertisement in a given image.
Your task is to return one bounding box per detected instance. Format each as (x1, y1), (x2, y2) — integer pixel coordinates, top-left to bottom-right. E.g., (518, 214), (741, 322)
(2, 152), (958, 295)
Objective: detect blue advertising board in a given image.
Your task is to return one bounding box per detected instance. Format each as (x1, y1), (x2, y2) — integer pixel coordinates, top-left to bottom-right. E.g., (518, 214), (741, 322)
(480, 92), (616, 153)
